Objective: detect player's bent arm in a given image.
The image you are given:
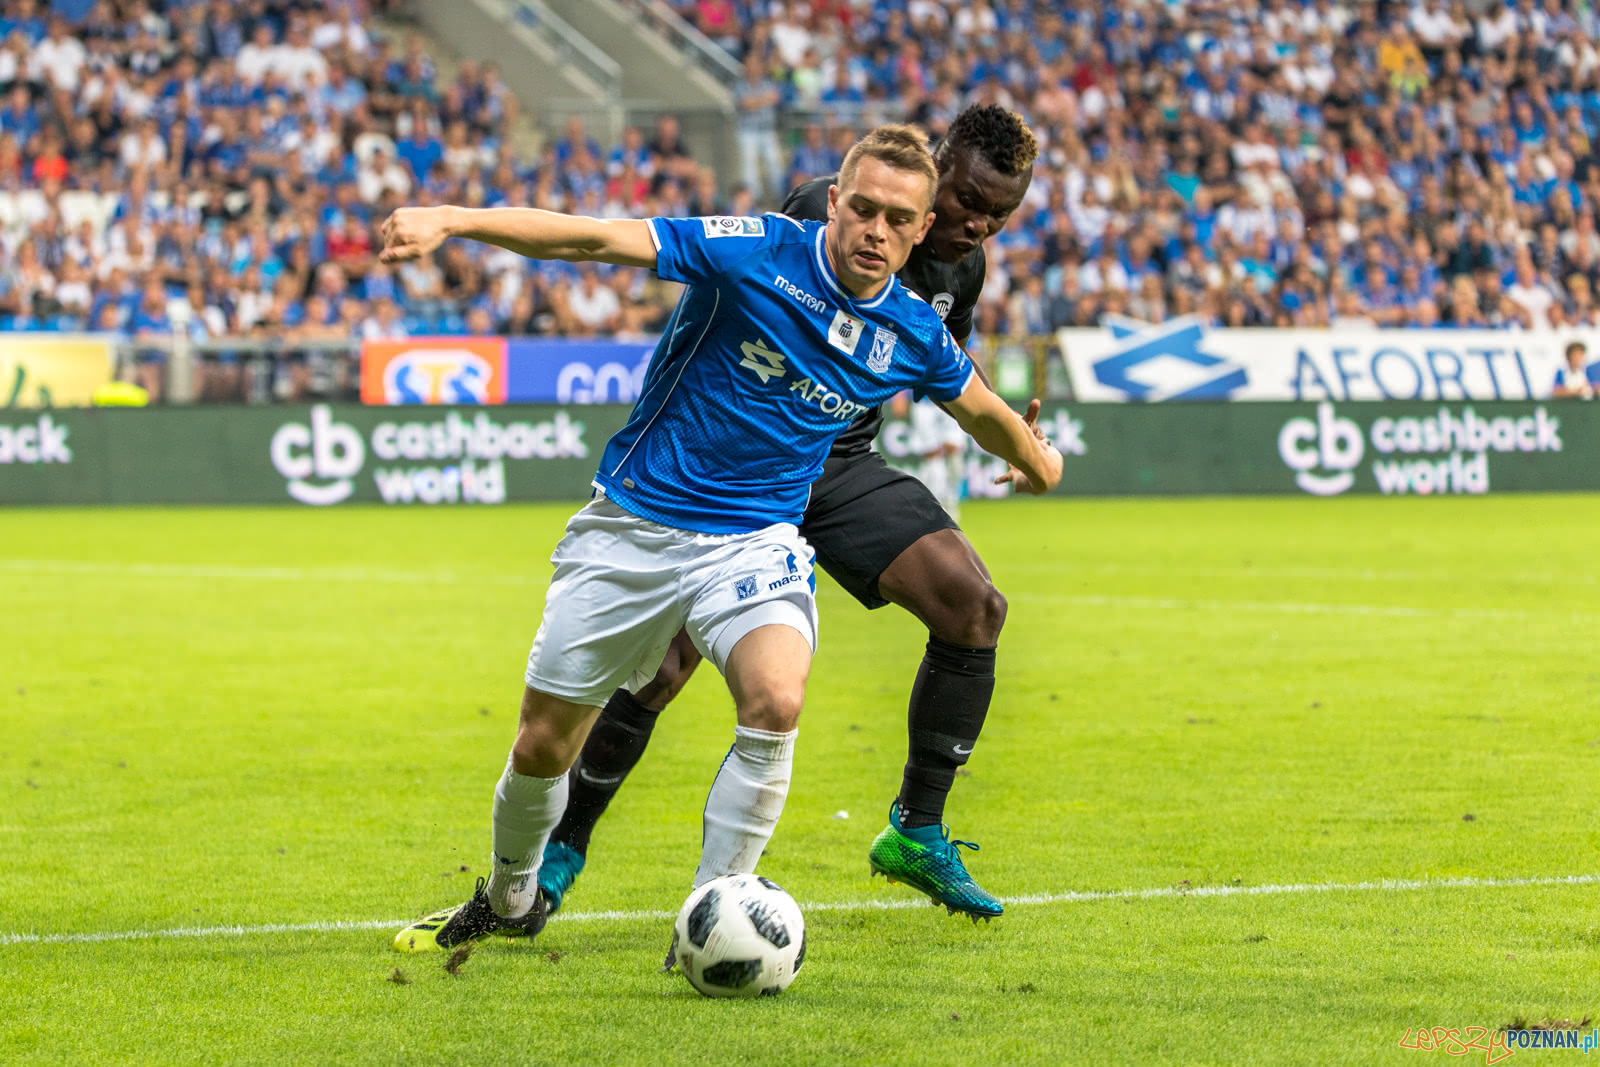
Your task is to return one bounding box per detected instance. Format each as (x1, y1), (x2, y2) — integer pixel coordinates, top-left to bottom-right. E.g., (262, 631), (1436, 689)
(944, 376), (1063, 495)
(379, 206), (657, 269)
(930, 336), (988, 417)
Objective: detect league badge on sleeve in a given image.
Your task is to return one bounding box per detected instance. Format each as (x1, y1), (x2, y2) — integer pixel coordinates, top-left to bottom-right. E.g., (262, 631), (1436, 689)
(702, 216), (766, 238)
(867, 328), (897, 374)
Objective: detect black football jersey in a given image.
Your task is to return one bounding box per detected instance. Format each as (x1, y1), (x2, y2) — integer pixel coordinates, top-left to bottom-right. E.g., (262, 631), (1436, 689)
(780, 175), (987, 456)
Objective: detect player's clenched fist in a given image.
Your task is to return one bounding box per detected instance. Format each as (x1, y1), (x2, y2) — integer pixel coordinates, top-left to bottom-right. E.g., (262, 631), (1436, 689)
(379, 206), (455, 264)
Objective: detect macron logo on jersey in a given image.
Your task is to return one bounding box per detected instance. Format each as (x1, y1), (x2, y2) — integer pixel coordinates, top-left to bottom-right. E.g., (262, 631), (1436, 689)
(773, 274), (828, 315)
(739, 338), (788, 384)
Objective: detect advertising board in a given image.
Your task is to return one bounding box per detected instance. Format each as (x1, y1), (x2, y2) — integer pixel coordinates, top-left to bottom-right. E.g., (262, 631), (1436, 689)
(1056, 319), (1577, 403)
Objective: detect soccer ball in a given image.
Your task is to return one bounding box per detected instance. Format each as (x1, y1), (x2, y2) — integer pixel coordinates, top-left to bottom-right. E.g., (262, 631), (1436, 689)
(670, 874), (806, 998)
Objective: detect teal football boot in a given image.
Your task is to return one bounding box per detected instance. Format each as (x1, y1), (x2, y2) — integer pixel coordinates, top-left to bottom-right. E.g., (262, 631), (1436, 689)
(868, 801), (1003, 921)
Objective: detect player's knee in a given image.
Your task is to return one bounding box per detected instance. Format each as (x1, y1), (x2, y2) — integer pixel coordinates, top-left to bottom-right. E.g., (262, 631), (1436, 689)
(511, 696), (584, 777)
(929, 578), (1007, 648)
(736, 680), (806, 734)
(510, 723), (575, 778)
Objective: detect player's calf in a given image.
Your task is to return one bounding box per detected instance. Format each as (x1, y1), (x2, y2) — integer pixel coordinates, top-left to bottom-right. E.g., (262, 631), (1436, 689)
(538, 685), (662, 912)
(694, 625), (809, 886)
(878, 530), (1003, 828)
(485, 689), (596, 921)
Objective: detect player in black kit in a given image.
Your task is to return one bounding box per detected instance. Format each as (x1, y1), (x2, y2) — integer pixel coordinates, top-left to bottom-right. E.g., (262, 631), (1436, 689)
(536, 106), (1039, 920)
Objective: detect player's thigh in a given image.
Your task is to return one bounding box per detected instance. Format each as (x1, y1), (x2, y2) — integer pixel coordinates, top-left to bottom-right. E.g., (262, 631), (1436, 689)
(525, 499), (690, 709)
(801, 452), (960, 610)
(632, 628), (705, 709)
(683, 522), (818, 703)
(876, 526), (1007, 646)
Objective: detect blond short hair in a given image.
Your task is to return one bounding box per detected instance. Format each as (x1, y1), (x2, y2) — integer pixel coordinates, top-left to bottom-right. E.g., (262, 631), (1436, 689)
(837, 124), (938, 209)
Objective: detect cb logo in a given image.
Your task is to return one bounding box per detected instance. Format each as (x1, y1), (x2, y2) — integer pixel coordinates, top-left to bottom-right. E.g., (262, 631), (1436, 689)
(1278, 402), (1364, 496)
(270, 405), (365, 505)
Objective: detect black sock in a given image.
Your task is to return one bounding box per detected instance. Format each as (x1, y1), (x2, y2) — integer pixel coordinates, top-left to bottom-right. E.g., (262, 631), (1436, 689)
(898, 637), (996, 829)
(551, 688), (662, 856)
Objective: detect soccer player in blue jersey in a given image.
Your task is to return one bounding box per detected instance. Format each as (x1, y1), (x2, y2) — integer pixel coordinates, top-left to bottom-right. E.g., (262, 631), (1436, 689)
(382, 125), (1063, 952)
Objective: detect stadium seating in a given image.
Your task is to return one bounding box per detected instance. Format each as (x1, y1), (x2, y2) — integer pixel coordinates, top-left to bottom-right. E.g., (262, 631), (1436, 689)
(686, 0), (1600, 335)
(3, 0), (1600, 363)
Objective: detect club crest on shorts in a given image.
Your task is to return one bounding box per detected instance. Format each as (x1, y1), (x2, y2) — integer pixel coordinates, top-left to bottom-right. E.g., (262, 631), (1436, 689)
(867, 327), (897, 374)
(734, 575), (759, 601)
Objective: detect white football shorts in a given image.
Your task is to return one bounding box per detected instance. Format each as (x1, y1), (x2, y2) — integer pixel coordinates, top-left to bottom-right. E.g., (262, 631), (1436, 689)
(524, 496), (818, 707)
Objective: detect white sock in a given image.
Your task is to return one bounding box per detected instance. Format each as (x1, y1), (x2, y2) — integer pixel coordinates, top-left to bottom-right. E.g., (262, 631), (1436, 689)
(694, 725), (797, 887)
(485, 755), (568, 918)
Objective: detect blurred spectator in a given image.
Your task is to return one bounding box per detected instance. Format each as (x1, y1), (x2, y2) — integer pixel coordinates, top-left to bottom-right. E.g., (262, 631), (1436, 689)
(1553, 339), (1596, 398)
(734, 53), (783, 198)
(785, 123), (839, 190)
(563, 263), (623, 336)
(129, 278), (172, 401)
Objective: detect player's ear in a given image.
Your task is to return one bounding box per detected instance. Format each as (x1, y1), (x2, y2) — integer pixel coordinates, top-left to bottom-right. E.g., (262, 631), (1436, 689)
(915, 210), (935, 244)
(826, 184), (838, 223)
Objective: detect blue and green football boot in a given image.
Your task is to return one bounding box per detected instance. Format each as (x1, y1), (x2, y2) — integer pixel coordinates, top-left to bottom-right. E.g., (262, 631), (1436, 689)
(868, 801), (1003, 921)
(536, 840), (586, 913)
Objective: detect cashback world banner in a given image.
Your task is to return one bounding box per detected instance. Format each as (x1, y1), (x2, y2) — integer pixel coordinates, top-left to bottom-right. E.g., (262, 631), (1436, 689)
(2, 401), (1596, 505)
(881, 400), (1598, 498)
(1056, 318), (1579, 402)
(0, 404), (630, 506)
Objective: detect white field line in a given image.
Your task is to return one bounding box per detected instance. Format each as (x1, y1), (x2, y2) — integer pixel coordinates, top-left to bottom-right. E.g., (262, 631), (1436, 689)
(0, 558), (548, 588)
(2, 559), (1587, 624)
(1007, 561), (1600, 587)
(1011, 592), (1600, 625)
(4, 872), (1597, 947)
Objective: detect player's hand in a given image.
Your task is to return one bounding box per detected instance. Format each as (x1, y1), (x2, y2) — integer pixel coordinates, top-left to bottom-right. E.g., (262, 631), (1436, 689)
(993, 399), (1057, 493)
(379, 206), (455, 264)
(1009, 440), (1063, 494)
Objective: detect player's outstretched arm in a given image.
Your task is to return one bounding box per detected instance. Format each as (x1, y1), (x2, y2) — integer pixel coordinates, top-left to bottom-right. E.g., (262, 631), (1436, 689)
(378, 206), (657, 269)
(944, 379), (1063, 495)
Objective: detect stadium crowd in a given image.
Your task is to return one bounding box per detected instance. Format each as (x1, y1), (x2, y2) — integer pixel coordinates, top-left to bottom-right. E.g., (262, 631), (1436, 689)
(692, 0), (1600, 337)
(3, 0), (1600, 397)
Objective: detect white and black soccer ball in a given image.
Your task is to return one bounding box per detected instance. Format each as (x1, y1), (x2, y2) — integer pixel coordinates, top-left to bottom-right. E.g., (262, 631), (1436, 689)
(670, 874), (806, 998)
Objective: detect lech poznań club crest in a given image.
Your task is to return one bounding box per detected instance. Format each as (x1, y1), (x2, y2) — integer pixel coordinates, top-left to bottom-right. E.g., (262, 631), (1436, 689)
(867, 328), (897, 374)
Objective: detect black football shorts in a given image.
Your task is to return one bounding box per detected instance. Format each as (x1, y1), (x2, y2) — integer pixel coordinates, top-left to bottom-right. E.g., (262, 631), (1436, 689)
(800, 450), (959, 609)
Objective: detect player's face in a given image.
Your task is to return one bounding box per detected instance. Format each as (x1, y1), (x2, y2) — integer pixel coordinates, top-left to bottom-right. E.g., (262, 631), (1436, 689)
(826, 157), (935, 297)
(924, 148), (1031, 263)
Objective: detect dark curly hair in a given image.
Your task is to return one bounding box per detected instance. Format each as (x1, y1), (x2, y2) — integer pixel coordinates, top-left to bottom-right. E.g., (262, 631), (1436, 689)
(935, 105), (1038, 177)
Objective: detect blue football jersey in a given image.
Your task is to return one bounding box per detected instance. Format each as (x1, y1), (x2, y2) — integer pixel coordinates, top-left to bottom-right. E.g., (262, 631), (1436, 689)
(593, 214), (974, 533)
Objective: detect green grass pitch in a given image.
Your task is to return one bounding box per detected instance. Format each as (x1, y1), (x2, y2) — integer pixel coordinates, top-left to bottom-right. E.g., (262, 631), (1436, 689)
(3, 496), (1598, 1065)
